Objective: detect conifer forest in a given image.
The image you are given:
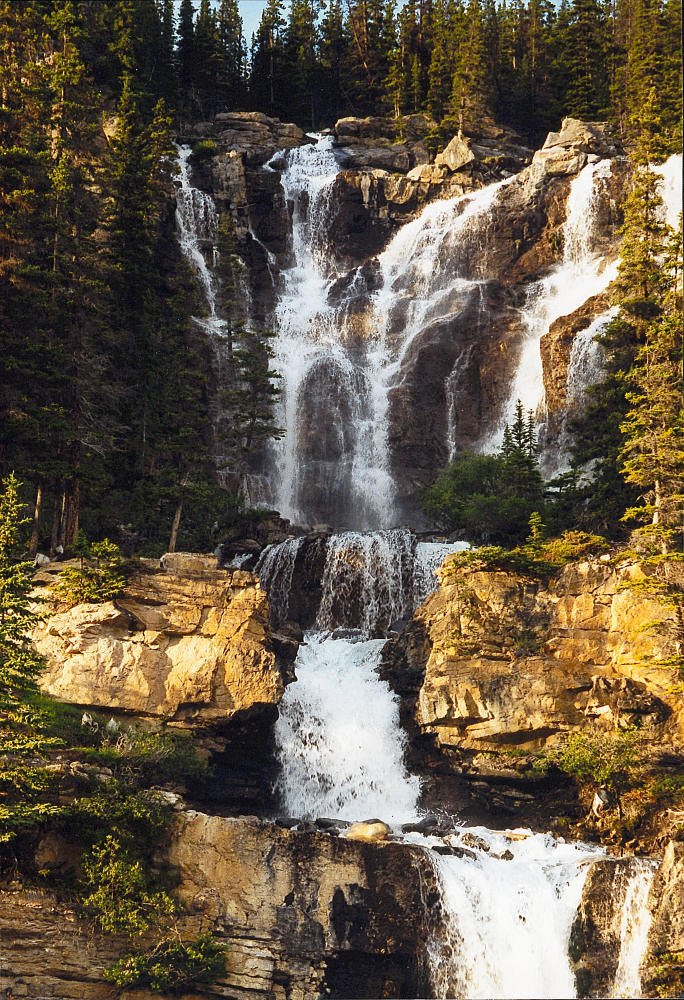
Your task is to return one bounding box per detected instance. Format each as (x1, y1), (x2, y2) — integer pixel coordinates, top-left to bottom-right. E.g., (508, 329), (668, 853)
(0, 2), (683, 998)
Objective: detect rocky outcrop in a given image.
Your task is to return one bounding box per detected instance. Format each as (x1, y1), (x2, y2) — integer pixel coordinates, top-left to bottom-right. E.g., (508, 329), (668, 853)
(384, 556), (680, 755)
(570, 856), (658, 998)
(540, 292), (611, 415)
(0, 815), (437, 1000)
(32, 555), (299, 811)
(33, 555), (295, 728)
(333, 114), (433, 172)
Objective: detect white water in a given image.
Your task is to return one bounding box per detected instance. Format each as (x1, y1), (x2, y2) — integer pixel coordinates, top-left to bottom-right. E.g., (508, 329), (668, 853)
(175, 144), (220, 323)
(544, 307), (616, 477)
(257, 528), (468, 628)
(275, 633), (422, 825)
(424, 829), (600, 999)
(491, 159), (618, 448)
(265, 137), (517, 528)
(613, 860), (658, 998)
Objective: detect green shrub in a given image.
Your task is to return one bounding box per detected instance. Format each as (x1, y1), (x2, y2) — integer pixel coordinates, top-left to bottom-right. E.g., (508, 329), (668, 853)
(551, 728), (644, 810)
(191, 139), (218, 159)
(54, 538), (126, 606)
(105, 931), (226, 993)
(82, 834), (177, 936)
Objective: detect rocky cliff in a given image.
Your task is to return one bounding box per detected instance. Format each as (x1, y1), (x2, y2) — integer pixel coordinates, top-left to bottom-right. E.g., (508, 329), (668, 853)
(31, 553), (298, 812)
(2, 811), (681, 1000)
(178, 113), (634, 522)
(382, 553), (683, 846)
(0, 814), (436, 1000)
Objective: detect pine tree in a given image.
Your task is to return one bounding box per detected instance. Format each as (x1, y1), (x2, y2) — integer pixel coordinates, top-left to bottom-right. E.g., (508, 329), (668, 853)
(0, 475), (43, 705)
(446, 0), (490, 136)
(619, 223), (683, 551)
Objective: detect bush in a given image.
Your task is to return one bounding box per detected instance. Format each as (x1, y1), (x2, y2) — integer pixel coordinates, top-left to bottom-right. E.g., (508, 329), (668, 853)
(551, 728), (644, 811)
(54, 538), (126, 606)
(191, 139), (218, 159)
(105, 931), (226, 993)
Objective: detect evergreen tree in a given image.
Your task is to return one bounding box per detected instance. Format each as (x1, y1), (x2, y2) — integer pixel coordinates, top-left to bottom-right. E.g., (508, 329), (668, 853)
(0, 475), (43, 704)
(619, 222), (683, 551)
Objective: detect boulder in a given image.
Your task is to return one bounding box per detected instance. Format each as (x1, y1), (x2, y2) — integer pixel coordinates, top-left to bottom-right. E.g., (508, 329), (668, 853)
(435, 134), (475, 173)
(344, 820), (391, 842)
(530, 118), (622, 182)
(32, 556), (295, 728)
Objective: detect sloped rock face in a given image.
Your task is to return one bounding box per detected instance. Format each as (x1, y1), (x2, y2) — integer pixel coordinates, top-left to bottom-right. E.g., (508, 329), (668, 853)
(33, 556), (294, 728)
(0, 815), (436, 1000)
(384, 557), (679, 755)
(32, 556), (298, 812)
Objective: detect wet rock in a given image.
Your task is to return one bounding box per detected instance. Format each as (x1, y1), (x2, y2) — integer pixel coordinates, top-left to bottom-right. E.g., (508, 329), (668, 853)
(402, 815), (440, 835)
(643, 841), (684, 996)
(570, 856), (656, 998)
(344, 821), (391, 842)
(460, 832), (491, 853)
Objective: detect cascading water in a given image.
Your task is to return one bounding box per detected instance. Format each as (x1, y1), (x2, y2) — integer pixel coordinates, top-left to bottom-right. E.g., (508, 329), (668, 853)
(612, 859), (658, 998)
(264, 138), (520, 529)
(230, 137), (667, 999)
(491, 159), (618, 449)
(424, 830), (598, 999)
(275, 633), (422, 826)
(543, 306), (616, 477)
(174, 145), (235, 482)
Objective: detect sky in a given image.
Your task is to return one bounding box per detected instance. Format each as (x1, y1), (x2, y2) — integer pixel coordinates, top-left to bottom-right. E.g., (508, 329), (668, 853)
(173, 1), (270, 43)
(238, 1), (270, 41)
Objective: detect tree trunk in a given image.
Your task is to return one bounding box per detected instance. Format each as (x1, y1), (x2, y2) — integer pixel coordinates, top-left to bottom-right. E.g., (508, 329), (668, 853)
(63, 480), (80, 548)
(29, 481), (44, 558)
(169, 498), (184, 553)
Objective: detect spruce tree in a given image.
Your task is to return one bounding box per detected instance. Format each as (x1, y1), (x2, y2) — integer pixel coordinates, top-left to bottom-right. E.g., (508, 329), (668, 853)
(619, 223), (683, 551)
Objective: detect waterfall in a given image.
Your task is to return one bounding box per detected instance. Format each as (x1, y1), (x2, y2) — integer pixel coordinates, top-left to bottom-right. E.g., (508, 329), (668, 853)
(254, 536), (306, 623)
(543, 307), (616, 477)
(274, 633), (422, 825)
(264, 136), (518, 529)
(491, 159), (618, 448)
(612, 860), (658, 998)
(257, 528), (468, 629)
(174, 144), (235, 483)
(175, 144), (221, 324)
(425, 830), (599, 999)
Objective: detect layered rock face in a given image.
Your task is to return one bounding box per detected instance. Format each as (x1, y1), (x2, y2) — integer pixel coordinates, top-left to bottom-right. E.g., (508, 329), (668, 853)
(0, 815), (436, 1000)
(381, 554), (683, 830)
(32, 555), (298, 811)
(383, 556), (681, 753)
(33, 554), (294, 727)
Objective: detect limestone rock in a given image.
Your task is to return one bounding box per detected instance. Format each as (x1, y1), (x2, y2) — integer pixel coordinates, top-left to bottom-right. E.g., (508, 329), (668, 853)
(643, 841), (684, 996)
(435, 134), (475, 172)
(540, 293), (610, 415)
(384, 557), (680, 753)
(344, 820), (391, 842)
(570, 856), (656, 998)
(1, 815), (437, 999)
(530, 118), (621, 181)
(33, 556), (293, 728)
